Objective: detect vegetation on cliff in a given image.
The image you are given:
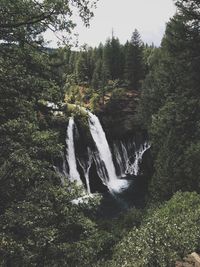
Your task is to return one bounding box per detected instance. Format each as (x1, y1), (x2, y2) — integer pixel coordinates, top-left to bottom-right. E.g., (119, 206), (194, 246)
(0, 0), (200, 266)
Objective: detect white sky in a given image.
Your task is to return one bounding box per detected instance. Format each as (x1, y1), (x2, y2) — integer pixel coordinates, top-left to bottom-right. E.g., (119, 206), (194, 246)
(46, 0), (176, 48)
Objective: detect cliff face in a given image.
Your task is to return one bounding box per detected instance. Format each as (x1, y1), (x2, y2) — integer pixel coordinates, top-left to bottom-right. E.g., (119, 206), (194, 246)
(97, 89), (144, 140)
(65, 86), (144, 139)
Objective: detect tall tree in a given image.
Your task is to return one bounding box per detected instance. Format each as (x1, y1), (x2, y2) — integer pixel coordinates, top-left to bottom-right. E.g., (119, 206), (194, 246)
(138, 1), (200, 201)
(0, 0), (96, 45)
(0, 0), (99, 264)
(124, 29), (144, 90)
(103, 36), (124, 81)
(75, 45), (94, 85)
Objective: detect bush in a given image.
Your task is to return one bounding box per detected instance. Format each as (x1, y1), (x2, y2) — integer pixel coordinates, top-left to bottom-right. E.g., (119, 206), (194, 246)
(109, 191), (200, 267)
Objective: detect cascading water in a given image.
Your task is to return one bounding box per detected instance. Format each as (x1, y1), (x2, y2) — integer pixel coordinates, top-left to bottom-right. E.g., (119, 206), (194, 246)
(88, 111), (129, 193)
(77, 147), (93, 194)
(64, 111), (150, 195)
(114, 141), (130, 177)
(125, 142), (151, 176)
(113, 141), (151, 177)
(65, 117), (82, 185)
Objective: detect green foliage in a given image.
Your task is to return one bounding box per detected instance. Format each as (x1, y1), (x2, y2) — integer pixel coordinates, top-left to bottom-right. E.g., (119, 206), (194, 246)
(124, 29), (144, 90)
(2, 0), (200, 266)
(62, 29), (147, 103)
(136, 48), (167, 127)
(0, 0), (103, 265)
(65, 84), (83, 104)
(0, 0), (96, 45)
(109, 192), (200, 267)
(137, 0), (200, 201)
(90, 93), (101, 111)
(103, 37), (124, 81)
(76, 45), (95, 85)
(0, 183), (103, 266)
(105, 87), (126, 111)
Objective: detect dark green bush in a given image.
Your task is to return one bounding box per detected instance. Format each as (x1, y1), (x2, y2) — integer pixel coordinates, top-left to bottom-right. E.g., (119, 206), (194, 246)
(109, 191), (200, 267)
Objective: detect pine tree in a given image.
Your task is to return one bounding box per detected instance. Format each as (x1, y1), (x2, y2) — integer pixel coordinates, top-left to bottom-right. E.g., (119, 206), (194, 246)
(0, 0), (100, 264)
(103, 36), (124, 81)
(75, 45), (94, 85)
(124, 29), (144, 90)
(138, 1), (200, 201)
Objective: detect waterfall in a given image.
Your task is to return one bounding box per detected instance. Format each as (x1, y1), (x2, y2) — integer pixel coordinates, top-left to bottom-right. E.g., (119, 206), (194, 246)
(88, 111), (129, 193)
(114, 141), (131, 177)
(113, 141), (150, 177)
(77, 147), (93, 194)
(63, 110), (150, 195)
(125, 142), (151, 176)
(65, 117), (82, 185)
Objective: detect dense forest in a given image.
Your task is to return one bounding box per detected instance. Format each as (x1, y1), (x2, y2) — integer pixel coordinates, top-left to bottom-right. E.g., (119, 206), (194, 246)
(0, 0), (200, 266)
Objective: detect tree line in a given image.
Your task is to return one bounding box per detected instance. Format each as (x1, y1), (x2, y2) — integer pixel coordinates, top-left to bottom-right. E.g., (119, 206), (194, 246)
(0, 0), (200, 266)
(59, 29), (150, 92)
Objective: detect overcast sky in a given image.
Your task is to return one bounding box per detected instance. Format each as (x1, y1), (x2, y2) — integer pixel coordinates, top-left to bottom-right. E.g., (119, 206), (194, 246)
(45, 0), (176, 48)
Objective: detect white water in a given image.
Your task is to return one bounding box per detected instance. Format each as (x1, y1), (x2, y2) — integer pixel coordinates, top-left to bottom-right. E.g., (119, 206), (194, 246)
(71, 193), (96, 205)
(93, 151), (109, 184)
(125, 142), (151, 176)
(63, 110), (150, 195)
(114, 141), (150, 177)
(66, 117), (82, 185)
(77, 147), (93, 194)
(114, 141), (131, 177)
(88, 111), (129, 193)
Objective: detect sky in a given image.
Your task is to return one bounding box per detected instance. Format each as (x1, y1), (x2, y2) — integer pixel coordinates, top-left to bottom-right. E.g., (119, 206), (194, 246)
(45, 0), (176, 48)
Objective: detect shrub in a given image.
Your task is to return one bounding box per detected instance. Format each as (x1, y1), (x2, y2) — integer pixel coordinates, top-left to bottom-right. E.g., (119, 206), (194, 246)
(110, 191), (200, 267)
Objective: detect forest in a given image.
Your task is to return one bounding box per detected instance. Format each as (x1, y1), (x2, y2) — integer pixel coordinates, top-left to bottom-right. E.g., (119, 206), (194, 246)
(0, 0), (200, 266)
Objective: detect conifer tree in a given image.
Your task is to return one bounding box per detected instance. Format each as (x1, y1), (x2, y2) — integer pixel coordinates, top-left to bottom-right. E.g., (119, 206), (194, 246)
(103, 36), (124, 81)
(0, 0), (100, 264)
(124, 29), (144, 90)
(75, 45), (94, 85)
(138, 1), (200, 201)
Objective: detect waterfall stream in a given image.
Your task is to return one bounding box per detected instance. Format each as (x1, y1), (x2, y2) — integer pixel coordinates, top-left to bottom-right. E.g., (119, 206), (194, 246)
(65, 117), (82, 185)
(64, 111), (150, 194)
(88, 111), (129, 192)
(77, 147), (93, 194)
(125, 142), (151, 176)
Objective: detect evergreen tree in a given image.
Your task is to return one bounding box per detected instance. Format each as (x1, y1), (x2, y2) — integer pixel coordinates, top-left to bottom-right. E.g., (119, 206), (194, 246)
(75, 45), (94, 85)
(0, 0), (100, 264)
(68, 51), (78, 74)
(103, 37), (124, 81)
(138, 1), (200, 201)
(124, 29), (144, 90)
(91, 59), (103, 89)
